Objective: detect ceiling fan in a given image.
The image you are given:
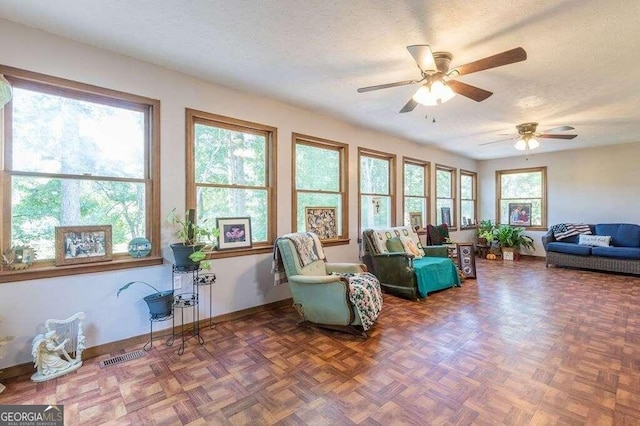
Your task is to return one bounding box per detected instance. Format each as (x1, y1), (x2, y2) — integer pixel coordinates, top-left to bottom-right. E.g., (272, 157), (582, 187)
(482, 122), (578, 150)
(357, 45), (527, 113)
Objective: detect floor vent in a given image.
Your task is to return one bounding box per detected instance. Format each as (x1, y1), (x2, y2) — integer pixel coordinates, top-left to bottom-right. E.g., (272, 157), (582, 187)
(98, 350), (145, 368)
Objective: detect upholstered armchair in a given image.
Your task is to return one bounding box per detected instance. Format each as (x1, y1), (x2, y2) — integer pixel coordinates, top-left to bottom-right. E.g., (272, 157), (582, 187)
(274, 233), (382, 337)
(362, 226), (460, 300)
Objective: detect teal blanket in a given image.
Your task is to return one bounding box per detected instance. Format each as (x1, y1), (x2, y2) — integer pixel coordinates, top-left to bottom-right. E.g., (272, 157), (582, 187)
(413, 257), (460, 298)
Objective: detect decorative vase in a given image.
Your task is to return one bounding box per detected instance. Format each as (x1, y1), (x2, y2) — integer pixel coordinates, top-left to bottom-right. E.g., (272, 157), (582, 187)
(170, 243), (204, 271)
(143, 290), (174, 319)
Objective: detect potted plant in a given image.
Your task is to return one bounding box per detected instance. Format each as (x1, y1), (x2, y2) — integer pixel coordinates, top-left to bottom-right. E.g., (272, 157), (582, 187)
(494, 224), (535, 261)
(117, 281), (174, 319)
(477, 220), (495, 246)
(168, 208), (219, 271)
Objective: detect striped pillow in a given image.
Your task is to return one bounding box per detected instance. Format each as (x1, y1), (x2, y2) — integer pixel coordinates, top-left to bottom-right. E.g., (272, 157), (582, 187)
(552, 223), (592, 241)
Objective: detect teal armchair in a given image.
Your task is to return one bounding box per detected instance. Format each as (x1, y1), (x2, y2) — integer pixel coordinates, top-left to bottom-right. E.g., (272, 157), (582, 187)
(362, 226), (460, 300)
(276, 235), (381, 337)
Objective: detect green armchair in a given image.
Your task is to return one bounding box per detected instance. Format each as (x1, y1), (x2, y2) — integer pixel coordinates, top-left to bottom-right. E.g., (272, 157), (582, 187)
(275, 234), (382, 337)
(362, 226), (460, 300)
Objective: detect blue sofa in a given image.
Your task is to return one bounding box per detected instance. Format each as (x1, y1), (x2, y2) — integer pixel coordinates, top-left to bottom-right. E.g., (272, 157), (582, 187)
(542, 223), (640, 274)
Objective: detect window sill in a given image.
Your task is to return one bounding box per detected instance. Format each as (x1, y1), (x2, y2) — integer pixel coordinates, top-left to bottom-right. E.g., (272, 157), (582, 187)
(208, 245), (273, 259)
(320, 238), (351, 247)
(0, 256), (164, 284)
(206, 238), (351, 260)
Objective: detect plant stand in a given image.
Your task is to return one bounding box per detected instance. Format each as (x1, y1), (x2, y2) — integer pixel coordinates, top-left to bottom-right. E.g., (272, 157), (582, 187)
(166, 265), (205, 355)
(143, 312), (173, 351)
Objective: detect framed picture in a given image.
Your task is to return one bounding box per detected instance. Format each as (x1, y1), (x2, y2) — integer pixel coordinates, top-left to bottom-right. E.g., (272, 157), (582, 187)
(508, 203), (532, 226)
(441, 207), (452, 226)
(217, 217), (252, 250)
(55, 225), (112, 266)
(409, 211), (423, 231)
(457, 243), (477, 278)
(3, 246), (36, 270)
(305, 207), (338, 240)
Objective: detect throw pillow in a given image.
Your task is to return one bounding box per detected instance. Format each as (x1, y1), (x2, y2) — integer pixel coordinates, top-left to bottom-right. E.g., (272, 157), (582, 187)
(371, 231), (389, 254)
(553, 223), (592, 241)
(427, 224), (449, 245)
(578, 234), (611, 247)
(386, 237), (405, 253)
(400, 236), (423, 258)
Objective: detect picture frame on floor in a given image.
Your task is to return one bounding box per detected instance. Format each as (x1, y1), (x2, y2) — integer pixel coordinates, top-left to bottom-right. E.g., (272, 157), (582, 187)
(456, 242), (476, 278)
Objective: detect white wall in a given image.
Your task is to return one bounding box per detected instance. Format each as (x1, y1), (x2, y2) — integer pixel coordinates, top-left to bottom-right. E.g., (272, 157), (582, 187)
(0, 20), (477, 368)
(478, 142), (640, 255)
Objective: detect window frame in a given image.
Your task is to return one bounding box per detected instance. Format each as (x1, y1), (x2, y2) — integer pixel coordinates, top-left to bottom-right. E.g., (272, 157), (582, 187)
(0, 64), (162, 283)
(402, 157), (430, 229)
(459, 169), (477, 229)
(186, 108), (277, 259)
(495, 166), (547, 230)
(292, 133), (349, 245)
(358, 147), (396, 232)
(435, 164), (457, 230)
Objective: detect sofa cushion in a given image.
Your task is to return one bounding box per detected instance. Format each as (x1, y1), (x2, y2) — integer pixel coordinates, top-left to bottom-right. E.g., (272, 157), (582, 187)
(386, 237), (405, 253)
(578, 234), (611, 247)
(595, 224), (640, 247)
(365, 226), (422, 255)
(400, 236), (423, 258)
(546, 241), (593, 256)
(591, 246), (640, 260)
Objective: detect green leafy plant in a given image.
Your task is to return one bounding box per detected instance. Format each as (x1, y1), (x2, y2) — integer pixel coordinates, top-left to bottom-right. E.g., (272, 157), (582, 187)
(477, 220), (496, 243)
(117, 280), (161, 297)
(167, 208), (220, 268)
(494, 225), (535, 251)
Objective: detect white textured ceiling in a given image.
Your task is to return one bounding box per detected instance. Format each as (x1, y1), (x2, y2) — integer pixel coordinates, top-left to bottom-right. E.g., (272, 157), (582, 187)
(1, 0), (639, 160)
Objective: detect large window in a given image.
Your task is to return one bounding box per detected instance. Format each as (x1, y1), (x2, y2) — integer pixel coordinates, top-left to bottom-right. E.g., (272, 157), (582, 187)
(292, 133), (348, 242)
(496, 167), (547, 229)
(460, 170), (477, 228)
(186, 109), (276, 255)
(1, 66), (160, 281)
(359, 148), (396, 231)
(435, 164), (457, 229)
(403, 157), (429, 229)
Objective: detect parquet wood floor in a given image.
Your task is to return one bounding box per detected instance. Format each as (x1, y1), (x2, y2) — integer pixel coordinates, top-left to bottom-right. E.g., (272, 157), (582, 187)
(2, 258), (640, 425)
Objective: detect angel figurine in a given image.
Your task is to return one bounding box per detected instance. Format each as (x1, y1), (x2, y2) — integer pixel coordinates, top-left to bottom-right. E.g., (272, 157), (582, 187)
(31, 312), (85, 382)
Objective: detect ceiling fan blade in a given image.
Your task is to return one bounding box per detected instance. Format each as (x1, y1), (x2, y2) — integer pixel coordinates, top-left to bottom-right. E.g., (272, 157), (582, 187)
(447, 80), (493, 102)
(450, 47), (527, 77)
(399, 98), (418, 113)
(407, 45), (437, 72)
(357, 79), (420, 93)
(538, 134), (578, 139)
(542, 125), (575, 133)
(480, 136), (517, 146)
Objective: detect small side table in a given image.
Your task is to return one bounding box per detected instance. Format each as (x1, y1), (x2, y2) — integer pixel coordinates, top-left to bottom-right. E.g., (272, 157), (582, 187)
(477, 244), (490, 259)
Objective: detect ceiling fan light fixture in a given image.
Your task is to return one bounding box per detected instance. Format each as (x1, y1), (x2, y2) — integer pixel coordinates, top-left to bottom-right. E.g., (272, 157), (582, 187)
(528, 137), (539, 149)
(515, 138), (527, 150)
(412, 80), (455, 106)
